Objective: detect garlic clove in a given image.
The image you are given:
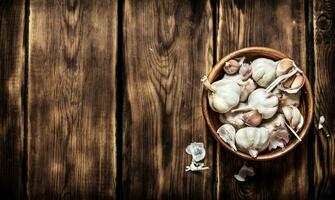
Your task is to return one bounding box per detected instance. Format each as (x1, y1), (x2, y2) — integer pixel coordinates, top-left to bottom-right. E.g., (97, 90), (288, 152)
(239, 63), (252, 80)
(276, 58), (295, 76)
(279, 73), (305, 94)
(185, 142), (206, 162)
(217, 124), (237, 151)
(282, 105), (304, 132)
(240, 79), (257, 102)
(224, 59), (241, 75)
(242, 110), (262, 126)
(221, 103), (247, 129)
(262, 114), (290, 150)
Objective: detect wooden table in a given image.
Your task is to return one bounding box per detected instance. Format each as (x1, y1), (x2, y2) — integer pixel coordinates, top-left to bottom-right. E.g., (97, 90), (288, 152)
(1, 0), (334, 199)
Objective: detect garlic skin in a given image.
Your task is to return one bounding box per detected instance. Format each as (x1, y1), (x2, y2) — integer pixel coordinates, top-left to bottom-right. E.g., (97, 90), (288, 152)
(282, 105), (304, 132)
(201, 76), (241, 113)
(234, 165), (255, 182)
(220, 103), (247, 129)
(262, 114), (290, 150)
(276, 58), (295, 77)
(243, 110), (262, 126)
(217, 124), (237, 151)
(278, 73), (305, 94)
(224, 59), (241, 75)
(251, 58), (276, 87)
(235, 127), (270, 158)
(240, 79), (257, 102)
(277, 90), (301, 109)
(185, 143), (206, 162)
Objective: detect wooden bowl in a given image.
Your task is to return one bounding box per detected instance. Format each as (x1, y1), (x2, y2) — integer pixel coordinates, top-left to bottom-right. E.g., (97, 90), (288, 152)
(202, 47), (314, 161)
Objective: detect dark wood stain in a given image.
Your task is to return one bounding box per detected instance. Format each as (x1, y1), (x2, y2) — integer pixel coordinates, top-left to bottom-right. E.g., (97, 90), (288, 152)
(122, 0), (214, 199)
(313, 0), (335, 199)
(27, 0), (117, 199)
(0, 0), (25, 199)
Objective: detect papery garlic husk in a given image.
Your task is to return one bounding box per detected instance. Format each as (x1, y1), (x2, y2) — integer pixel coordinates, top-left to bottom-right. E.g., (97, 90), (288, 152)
(224, 59), (240, 75)
(243, 110), (262, 126)
(234, 165), (255, 182)
(240, 78), (257, 102)
(232, 88), (279, 119)
(185, 142), (206, 162)
(276, 58), (295, 77)
(282, 105), (304, 132)
(278, 73), (305, 94)
(251, 58), (277, 87)
(262, 114), (290, 150)
(239, 63), (252, 80)
(217, 124), (237, 151)
(220, 103), (247, 129)
(235, 127), (270, 158)
(201, 76), (241, 113)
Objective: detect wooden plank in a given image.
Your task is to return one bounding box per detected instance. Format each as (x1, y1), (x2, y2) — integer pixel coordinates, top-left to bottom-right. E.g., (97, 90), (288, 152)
(215, 0), (308, 199)
(313, 0), (335, 198)
(28, 0), (117, 199)
(122, 0), (214, 198)
(0, 1), (26, 199)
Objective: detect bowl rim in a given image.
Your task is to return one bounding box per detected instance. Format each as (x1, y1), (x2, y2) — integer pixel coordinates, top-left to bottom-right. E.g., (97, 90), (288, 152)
(202, 46), (314, 161)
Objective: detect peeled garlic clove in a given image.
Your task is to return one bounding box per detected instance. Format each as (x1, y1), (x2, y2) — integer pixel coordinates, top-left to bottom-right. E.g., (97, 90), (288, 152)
(234, 165), (255, 182)
(235, 127), (270, 158)
(251, 58), (277, 87)
(240, 79), (257, 102)
(201, 76), (241, 113)
(224, 59), (241, 75)
(185, 142), (206, 162)
(243, 110), (262, 126)
(276, 58), (295, 77)
(279, 73), (305, 94)
(217, 124), (237, 151)
(282, 105), (304, 132)
(262, 114), (290, 150)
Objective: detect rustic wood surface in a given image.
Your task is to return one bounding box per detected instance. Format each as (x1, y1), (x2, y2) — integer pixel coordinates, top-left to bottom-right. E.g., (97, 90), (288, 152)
(0, 0), (334, 199)
(0, 1), (26, 199)
(27, 0), (117, 199)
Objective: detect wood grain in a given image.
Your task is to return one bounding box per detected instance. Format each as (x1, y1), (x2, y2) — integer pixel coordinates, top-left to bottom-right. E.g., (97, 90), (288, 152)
(28, 0), (117, 199)
(215, 0), (308, 199)
(0, 1), (26, 199)
(122, 0), (214, 198)
(313, 0), (335, 198)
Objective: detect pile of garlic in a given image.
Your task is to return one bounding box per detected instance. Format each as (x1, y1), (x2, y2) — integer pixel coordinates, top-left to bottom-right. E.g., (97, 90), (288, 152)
(202, 57), (305, 158)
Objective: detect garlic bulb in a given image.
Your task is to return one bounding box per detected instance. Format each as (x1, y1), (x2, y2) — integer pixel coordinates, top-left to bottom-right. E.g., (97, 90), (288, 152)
(185, 142), (206, 162)
(236, 127), (270, 158)
(201, 76), (241, 113)
(251, 58), (276, 87)
(232, 88), (279, 119)
(220, 103), (246, 129)
(217, 124), (237, 151)
(262, 114), (290, 150)
(278, 73), (305, 93)
(282, 105), (304, 132)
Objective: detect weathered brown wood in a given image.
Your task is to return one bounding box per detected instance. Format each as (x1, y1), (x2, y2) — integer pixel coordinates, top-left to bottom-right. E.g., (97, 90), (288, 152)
(215, 0), (308, 199)
(28, 0), (117, 199)
(0, 1), (26, 199)
(313, 0), (335, 198)
(122, 0), (214, 198)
